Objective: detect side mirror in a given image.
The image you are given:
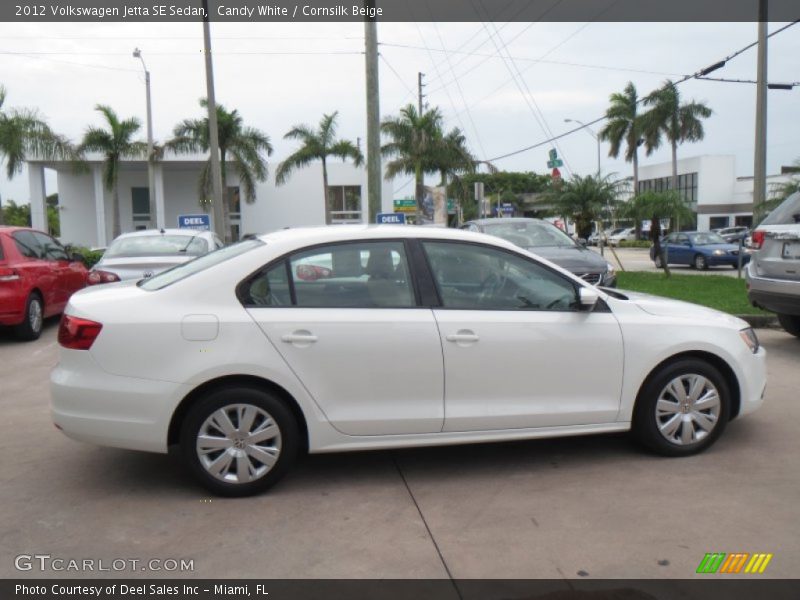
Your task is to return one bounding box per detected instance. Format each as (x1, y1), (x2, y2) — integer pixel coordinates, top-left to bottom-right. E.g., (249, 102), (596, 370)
(70, 252), (86, 264)
(579, 287), (599, 311)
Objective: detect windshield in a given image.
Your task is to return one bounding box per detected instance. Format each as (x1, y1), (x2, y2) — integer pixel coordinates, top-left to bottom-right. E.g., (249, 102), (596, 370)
(104, 234), (209, 258)
(761, 192), (800, 226)
(138, 238), (263, 290)
(689, 232), (727, 245)
(482, 221), (577, 248)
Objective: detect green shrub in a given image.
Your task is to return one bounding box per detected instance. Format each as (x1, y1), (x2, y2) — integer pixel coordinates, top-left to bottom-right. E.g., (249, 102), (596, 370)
(71, 246), (105, 269)
(618, 240), (652, 248)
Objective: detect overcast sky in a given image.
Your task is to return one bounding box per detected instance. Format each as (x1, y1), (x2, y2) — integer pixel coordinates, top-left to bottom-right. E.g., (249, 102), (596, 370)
(1, 20), (798, 205)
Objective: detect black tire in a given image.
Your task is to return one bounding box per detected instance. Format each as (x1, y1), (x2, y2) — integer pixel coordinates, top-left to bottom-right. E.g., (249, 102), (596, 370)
(180, 386), (300, 497)
(694, 254), (708, 270)
(14, 292), (44, 341)
(632, 359), (730, 457)
(777, 313), (800, 338)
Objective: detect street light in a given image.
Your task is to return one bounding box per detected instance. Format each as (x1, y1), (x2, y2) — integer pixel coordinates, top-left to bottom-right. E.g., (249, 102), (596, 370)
(564, 118), (601, 176)
(133, 47), (156, 227)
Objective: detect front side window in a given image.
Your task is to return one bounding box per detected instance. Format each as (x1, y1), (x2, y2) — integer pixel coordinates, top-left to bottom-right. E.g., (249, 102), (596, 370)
(423, 241), (578, 311)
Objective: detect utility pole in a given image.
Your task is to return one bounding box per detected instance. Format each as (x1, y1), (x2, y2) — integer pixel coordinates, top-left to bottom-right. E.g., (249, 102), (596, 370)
(753, 0), (768, 223)
(364, 7), (382, 223)
(201, 0), (226, 242)
(132, 48), (156, 228)
(415, 71), (425, 224)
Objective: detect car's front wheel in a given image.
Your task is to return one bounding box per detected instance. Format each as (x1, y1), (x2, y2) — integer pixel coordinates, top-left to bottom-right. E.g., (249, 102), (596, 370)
(14, 292), (44, 341)
(633, 359), (730, 457)
(777, 313), (800, 338)
(180, 387), (300, 496)
(694, 254), (709, 270)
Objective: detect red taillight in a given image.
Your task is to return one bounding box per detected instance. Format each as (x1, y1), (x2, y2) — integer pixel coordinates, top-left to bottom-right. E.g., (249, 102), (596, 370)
(0, 267), (20, 282)
(58, 314), (103, 350)
(87, 270), (120, 285)
(751, 230), (765, 250)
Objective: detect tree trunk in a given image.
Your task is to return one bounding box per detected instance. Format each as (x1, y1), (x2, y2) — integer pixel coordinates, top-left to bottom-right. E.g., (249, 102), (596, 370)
(322, 157), (331, 225)
(415, 162), (423, 224)
(671, 140), (678, 192)
(219, 149), (231, 244)
(112, 178), (121, 239)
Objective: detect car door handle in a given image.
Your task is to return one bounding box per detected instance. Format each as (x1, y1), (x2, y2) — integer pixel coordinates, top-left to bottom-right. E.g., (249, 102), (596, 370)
(281, 332), (318, 344)
(446, 331), (479, 343)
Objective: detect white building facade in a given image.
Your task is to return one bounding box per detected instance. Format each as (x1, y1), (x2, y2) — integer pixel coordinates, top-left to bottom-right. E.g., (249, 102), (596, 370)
(636, 154), (794, 231)
(26, 156), (394, 247)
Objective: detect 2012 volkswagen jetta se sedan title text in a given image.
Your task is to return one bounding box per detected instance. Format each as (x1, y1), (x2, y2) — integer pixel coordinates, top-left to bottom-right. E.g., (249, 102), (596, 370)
(51, 226), (766, 496)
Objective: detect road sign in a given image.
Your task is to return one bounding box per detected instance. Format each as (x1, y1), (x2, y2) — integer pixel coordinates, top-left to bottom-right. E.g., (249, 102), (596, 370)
(551, 167), (562, 181)
(376, 212), (406, 225)
(393, 199), (417, 213)
(177, 214), (210, 231)
(547, 148), (564, 169)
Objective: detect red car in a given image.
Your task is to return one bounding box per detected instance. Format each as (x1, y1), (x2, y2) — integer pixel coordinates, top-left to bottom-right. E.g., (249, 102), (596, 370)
(0, 226), (88, 340)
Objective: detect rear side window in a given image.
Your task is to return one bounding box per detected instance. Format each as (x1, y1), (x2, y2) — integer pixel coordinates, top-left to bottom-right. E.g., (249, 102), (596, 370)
(761, 192), (800, 225)
(13, 231), (43, 259)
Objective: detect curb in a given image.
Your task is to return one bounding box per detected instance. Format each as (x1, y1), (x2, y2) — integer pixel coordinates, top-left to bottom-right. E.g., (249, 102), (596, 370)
(737, 314), (780, 328)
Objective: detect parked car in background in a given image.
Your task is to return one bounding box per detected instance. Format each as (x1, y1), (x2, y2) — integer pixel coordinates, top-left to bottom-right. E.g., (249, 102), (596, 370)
(650, 231), (751, 270)
(461, 218), (616, 286)
(588, 227), (624, 247)
(747, 191), (800, 337)
(0, 226), (88, 340)
(607, 228), (637, 246)
(713, 226), (750, 244)
(52, 225), (766, 496)
(89, 228), (224, 285)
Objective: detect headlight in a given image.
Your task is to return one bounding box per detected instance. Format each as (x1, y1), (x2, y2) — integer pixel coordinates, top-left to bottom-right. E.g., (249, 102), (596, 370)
(606, 262), (615, 275)
(739, 327), (760, 354)
(713, 249), (726, 256)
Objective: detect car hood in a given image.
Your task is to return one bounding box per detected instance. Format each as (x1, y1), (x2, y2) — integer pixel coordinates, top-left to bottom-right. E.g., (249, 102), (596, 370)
(526, 246), (609, 272)
(616, 289), (748, 328)
(94, 256), (192, 281)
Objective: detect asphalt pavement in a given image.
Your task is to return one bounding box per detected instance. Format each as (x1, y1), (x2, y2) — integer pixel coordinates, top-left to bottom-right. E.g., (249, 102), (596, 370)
(1, 320), (798, 579)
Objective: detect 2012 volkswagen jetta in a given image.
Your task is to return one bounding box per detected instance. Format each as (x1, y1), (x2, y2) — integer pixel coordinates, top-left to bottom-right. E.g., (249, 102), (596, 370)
(51, 226), (766, 496)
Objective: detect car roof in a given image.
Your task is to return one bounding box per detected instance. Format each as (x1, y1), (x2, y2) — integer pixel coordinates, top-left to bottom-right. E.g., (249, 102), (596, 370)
(465, 217), (547, 226)
(110, 228), (215, 240)
(0, 226), (37, 234)
(256, 224), (522, 250)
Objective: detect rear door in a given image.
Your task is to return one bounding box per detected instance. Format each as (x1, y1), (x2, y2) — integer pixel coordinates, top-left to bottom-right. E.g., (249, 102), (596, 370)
(11, 231), (53, 307)
(244, 239), (445, 435)
(32, 232), (83, 312)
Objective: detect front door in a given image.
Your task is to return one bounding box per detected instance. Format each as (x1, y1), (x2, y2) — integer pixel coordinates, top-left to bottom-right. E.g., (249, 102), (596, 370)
(421, 240), (624, 432)
(244, 240), (444, 435)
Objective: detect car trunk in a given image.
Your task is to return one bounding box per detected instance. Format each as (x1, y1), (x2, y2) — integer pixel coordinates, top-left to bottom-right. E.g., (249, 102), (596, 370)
(95, 256), (193, 281)
(754, 226), (800, 281)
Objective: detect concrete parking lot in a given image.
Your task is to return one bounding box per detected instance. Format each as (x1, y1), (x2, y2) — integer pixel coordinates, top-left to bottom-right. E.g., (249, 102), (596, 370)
(1, 320), (798, 580)
(593, 246), (746, 277)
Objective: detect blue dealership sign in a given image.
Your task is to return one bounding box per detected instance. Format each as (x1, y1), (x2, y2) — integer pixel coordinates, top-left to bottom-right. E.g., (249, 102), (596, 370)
(376, 212), (406, 225)
(178, 214), (211, 231)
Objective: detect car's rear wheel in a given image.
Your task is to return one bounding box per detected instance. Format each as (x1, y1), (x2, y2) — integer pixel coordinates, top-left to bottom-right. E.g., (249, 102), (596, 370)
(14, 292), (44, 341)
(694, 254), (708, 270)
(180, 387), (299, 496)
(777, 313), (800, 338)
(633, 359), (730, 457)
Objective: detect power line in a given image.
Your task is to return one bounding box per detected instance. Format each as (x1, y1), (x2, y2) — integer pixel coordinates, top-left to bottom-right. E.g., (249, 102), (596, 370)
(0, 51), (139, 72)
(486, 20), (800, 163)
(378, 53), (418, 104)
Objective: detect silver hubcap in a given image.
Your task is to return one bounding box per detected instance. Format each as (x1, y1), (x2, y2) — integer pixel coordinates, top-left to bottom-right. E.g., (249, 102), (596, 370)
(695, 256), (705, 268)
(196, 404), (282, 484)
(656, 374), (721, 446)
(29, 298), (43, 333)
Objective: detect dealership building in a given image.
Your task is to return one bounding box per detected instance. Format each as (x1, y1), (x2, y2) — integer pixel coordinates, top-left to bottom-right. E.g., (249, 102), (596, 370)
(25, 154), (394, 247)
(635, 154), (795, 231)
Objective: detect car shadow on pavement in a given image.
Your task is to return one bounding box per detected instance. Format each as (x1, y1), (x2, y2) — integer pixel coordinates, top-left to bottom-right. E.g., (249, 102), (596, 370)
(0, 316), (59, 346)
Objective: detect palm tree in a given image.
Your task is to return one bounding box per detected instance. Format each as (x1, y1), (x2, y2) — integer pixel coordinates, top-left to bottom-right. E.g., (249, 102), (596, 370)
(436, 127), (476, 186)
(275, 111), (363, 225)
(540, 173), (622, 240)
(0, 85), (76, 225)
(166, 99), (272, 242)
(599, 82), (643, 197)
(641, 80), (712, 192)
(381, 104), (446, 223)
(78, 105), (147, 238)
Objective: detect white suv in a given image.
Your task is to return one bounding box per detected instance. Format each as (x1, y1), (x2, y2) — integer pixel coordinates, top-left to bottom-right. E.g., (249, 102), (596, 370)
(746, 192), (800, 337)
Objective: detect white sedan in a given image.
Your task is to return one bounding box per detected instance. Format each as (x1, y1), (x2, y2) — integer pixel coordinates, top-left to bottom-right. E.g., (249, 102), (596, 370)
(51, 226), (766, 496)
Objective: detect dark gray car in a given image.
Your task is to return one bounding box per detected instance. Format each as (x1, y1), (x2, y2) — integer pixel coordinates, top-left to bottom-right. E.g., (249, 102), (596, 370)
(461, 218), (616, 286)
